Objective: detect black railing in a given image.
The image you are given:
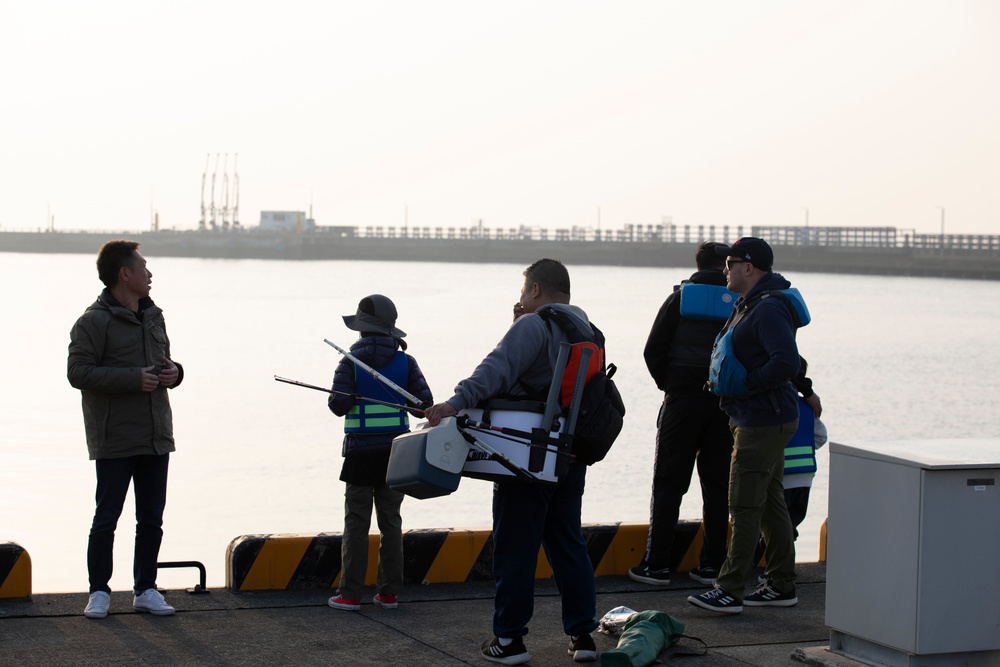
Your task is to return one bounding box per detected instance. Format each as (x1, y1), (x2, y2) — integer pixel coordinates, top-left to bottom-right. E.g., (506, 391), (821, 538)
(333, 224), (1000, 252)
(158, 560), (210, 594)
(4, 224), (999, 253)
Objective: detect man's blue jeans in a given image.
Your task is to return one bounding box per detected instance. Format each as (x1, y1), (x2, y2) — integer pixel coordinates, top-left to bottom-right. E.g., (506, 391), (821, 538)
(88, 453), (169, 594)
(491, 461), (598, 639)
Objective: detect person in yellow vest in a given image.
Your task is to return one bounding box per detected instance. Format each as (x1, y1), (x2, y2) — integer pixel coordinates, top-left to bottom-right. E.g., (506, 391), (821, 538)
(753, 356), (826, 579)
(778, 357), (824, 542)
(326, 295), (433, 611)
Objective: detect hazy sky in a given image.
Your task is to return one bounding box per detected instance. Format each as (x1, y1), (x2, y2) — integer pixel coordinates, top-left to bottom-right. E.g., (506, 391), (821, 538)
(3, 1), (998, 236)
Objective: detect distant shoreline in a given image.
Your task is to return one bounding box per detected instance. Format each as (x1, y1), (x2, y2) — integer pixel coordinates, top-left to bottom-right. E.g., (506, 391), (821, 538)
(3, 227), (999, 280)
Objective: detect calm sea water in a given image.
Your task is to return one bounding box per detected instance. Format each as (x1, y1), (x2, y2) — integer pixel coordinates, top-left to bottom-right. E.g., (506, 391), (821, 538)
(3, 253), (999, 593)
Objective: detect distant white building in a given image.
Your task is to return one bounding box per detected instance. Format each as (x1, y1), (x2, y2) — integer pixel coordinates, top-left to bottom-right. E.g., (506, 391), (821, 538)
(258, 211), (316, 232)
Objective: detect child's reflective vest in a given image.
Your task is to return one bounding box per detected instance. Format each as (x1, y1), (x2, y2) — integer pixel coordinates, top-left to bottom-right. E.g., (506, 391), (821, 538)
(344, 351), (410, 433)
(784, 397), (817, 475)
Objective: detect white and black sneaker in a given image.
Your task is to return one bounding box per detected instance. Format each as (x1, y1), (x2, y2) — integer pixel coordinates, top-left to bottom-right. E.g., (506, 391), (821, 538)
(688, 565), (719, 585)
(687, 586), (743, 614)
(567, 633), (597, 662)
(627, 564), (671, 585)
(744, 582), (797, 607)
(481, 636), (531, 665)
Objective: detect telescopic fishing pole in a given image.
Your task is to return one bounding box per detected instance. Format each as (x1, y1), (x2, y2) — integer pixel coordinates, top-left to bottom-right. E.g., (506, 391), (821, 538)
(457, 429), (536, 483)
(273, 375), (425, 416)
(323, 339), (429, 409)
(456, 414), (567, 457)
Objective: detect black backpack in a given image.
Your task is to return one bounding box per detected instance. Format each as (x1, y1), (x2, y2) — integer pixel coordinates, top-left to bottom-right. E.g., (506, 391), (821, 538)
(536, 306), (627, 465)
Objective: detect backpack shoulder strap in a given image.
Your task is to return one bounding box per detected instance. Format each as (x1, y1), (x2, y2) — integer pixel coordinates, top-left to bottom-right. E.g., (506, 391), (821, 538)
(535, 305), (604, 348)
(534, 306), (607, 408)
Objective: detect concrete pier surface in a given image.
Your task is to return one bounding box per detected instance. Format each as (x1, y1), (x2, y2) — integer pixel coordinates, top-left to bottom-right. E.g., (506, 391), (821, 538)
(0, 563), (836, 666)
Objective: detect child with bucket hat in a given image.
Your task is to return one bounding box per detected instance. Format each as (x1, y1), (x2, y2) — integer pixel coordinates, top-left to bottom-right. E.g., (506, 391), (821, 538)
(326, 295), (433, 611)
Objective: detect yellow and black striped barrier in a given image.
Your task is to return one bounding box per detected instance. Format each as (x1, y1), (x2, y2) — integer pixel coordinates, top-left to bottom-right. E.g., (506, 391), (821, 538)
(226, 521), (710, 592)
(1, 521), (829, 596)
(0, 542), (32, 599)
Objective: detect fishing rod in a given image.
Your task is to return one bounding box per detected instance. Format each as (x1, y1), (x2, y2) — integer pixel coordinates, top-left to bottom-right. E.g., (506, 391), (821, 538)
(276, 374), (535, 479)
(457, 428), (536, 483)
(462, 424), (567, 458)
(273, 375), (425, 416)
(456, 415), (569, 458)
(323, 339), (429, 409)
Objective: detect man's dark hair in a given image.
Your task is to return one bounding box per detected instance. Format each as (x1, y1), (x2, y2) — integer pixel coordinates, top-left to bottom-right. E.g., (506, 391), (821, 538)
(524, 258), (571, 296)
(97, 240), (141, 287)
(695, 241), (726, 271)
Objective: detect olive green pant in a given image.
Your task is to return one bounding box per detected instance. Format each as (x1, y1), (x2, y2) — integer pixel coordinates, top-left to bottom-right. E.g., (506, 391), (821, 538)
(340, 482), (404, 600)
(715, 420), (798, 601)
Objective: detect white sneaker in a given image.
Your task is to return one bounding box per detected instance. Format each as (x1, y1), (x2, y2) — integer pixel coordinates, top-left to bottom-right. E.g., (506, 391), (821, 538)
(133, 588), (176, 616)
(84, 591), (111, 619)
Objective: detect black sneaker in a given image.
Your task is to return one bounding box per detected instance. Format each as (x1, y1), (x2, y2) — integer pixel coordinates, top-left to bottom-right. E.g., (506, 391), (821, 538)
(744, 583), (797, 607)
(567, 633), (597, 662)
(688, 565), (719, 585)
(481, 636), (531, 665)
(687, 586), (743, 614)
(627, 564), (671, 585)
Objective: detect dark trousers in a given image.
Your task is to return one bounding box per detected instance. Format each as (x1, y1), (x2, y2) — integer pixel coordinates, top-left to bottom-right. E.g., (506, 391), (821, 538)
(491, 462), (598, 639)
(644, 393), (733, 570)
(755, 486), (811, 564)
(716, 421), (798, 600)
(784, 486), (810, 538)
(88, 453), (169, 595)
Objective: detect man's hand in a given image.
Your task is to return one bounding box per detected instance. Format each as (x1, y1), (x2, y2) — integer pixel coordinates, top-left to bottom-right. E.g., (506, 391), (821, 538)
(140, 366), (159, 392)
(512, 302), (525, 321)
(804, 392), (822, 418)
(423, 402), (457, 427)
(157, 358), (179, 388)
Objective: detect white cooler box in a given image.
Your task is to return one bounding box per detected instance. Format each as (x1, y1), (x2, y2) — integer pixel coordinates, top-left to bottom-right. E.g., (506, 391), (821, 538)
(387, 418), (469, 499)
(459, 407), (565, 484)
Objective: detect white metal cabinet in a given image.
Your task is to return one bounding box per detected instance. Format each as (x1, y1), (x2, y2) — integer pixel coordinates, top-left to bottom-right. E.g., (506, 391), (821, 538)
(826, 439), (1000, 666)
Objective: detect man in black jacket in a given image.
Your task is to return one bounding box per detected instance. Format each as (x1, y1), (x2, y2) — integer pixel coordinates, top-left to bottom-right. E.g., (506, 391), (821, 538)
(629, 242), (733, 587)
(688, 237), (802, 614)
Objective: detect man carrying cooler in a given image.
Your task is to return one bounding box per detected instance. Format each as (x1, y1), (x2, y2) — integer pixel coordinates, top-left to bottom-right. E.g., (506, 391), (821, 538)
(424, 258), (600, 665)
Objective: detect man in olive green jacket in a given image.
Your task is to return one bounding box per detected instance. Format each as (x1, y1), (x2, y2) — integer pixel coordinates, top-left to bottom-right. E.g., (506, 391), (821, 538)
(68, 240), (183, 619)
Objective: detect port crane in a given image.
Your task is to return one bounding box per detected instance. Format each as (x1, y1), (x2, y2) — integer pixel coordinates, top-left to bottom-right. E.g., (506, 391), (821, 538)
(221, 153), (230, 230)
(199, 152), (240, 230)
(199, 154), (209, 231)
(232, 154), (240, 229)
(210, 154), (220, 230)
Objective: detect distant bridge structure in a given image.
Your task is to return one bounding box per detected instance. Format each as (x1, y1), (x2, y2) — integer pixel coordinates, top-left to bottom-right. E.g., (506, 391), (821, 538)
(2, 224), (998, 279)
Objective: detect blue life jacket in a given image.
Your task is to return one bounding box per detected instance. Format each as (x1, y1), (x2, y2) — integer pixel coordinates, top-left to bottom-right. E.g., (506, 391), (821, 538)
(707, 289), (810, 397)
(679, 283), (739, 321)
(344, 351), (410, 434)
(707, 326), (747, 396)
(784, 397), (817, 475)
